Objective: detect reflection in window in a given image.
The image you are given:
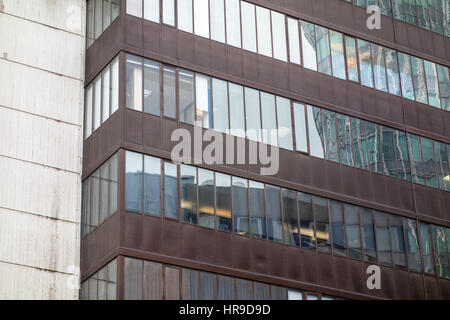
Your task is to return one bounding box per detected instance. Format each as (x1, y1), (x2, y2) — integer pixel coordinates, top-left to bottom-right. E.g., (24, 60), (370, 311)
(213, 79), (229, 133)
(196, 74), (212, 129)
(94, 76), (102, 131)
(330, 201), (346, 256)
(229, 83), (246, 138)
(164, 162), (178, 219)
(432, 225), (450, 278)
(200, 273), (218, 299)
(249, 181), (266, 239)
(144, 156), (161, 217)
(216, 173), (232, 232)
(182, 269), (199, 300)
(385, 48), (401, 96)
(225, 0), (241, 48)
(282, 189), (299, 246)
(329, 30), (346, 79)
(179, 69), (195, 124)
(393, 130), (411, 181)
(162, 0), (175, 26)
(163, 66), (176, 118)
(337, 114), (353, 166)
(126, 151), (143, 213)
(127, 0), (142, 17)
(323, 110), (338, 163)
(424, 61), (441, 108)
(181, 165), (197, 225)
(345, 37), (359, 82)
(241, 2), (257, 53)
(411, 56), (428, 104)
(405, 219), (422, 272)
(144, 0), (160, 23)
(288, 289), (302, 300)
(316, 26), (331, 75)
(276, 97), (293, 150)
(218, 275), (235, 300)
(375, 211), (392, 266)
(293, 103), (308, 153)
(358, 39), (374, 88)
(144, 59), (160, 116)
(307, 105), (325, 159)
(435, 141), (450, 191)
(298, 192), (315, 249)
(345, 204), (361, 260)
(301, 21), (317, 71)
(360, 208), (377, 263)
(398, 52), (415, 100)
(245, 88), (261, 142)
(99, 161), (109, 223)
(261, 93), (278, 147)
(272, 11), (287, 62)
(420, 223), (435, 274)
(351, 118), (368, 170)
(178, 0), (193, 33)
(366, 122), (382, 174)
(421, 137), (438, 188)
(287, 18), (301, 65)
(210, 0), (225, 43)
(266, 185), (282, 243)
(232, 177), (249, 236)
(194, 0), (209, 38)
(380, 126), (396, 177)
(85, 85), (93, 138)
(198, 169), (215, 229)
(437, 65), (450, 111)
(371, 44), (388, 92)
(314, 196), (331, 253)
(165, 267), (180, 300)
(101, 69), (110, 124)
(256, 7), (272, 57)
(390, 215), (407, 270)
(408, 134), (425, 185)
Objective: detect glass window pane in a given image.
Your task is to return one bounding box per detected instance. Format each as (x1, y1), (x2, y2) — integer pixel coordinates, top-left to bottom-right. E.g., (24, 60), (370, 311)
(225, 0), (241, 47)
(178, 0), (193, 33)
(179, 69), (195, 124)
(162, 0), (175, 26)
(408, 134), (425, 185)
(330, 200), (346, 256)
(164, 162), (178, 219)
(127, 0), (142, 17)
(306, 294), (319, 300)
(288, 289), (302, 300)
(314, 196), (331, 253)
(111, 58), (119, 114)
(351, 118), (368, 170)
(307, 105), (325, 159)
(195, 74), (212, 129)
(393, 130), (411, 181)
(144, 155), (161, 216)
(126, 54), (143, 111)
(266, 185), (282, 243)
(272, 11), (287, 62)
(181, 165), (197, 224)
(293, 103), (307, 153)
(300, 21), (317, 71)
(261, 92), (278, 147)
(360, 208), (377, 263)
(421, 137), (438, 188)
(182, 269), (199, 300)
(345, 204), (361, 260)
(229, 83), (246, 138)
(198, 169), (215, 229)
(101, 68), (110, 123)
(94, 76), (102, 130)
(437, 65), (450, 111)
(379, 0), (393, 16)
(404, 0), (418, 25)
(144, 0), (160, 23)
(436, 141), (449, 191)
(256, 7), (272, 57)
(411, 56), (428, 104)
(358, 39), (374, 88)
(109, 153), (118, 216)
(236, 279), (252, 300)
(94, 0), (103, 38)
(329, 30), (345, 79)
(200, 272), (217, 300)
(218, 275), (235, 300)
(245, 88), (261, 142)
(87, 0), (95, 47)
(316, 26), (331, 75)
(216, 173), (232, 232)
(337, 114), (353, 166)
(212, 78), (229, 133)
(126, 151), (143, 213)
(345, 36), (359, 82)
(254, 282), (270, 300)
(375, 211), (392, 266)
(144, 58), (160, 116)
(85, 85), (93, 138)
(124, 258), (142, 300)
(298, 192), (315, 249)
(366, 122), (382, 174)
(271, 286), (287, 300)
(165, 267), (180, 300)
(282, 189), (299, 246)
(420, 223), (435, 274)
(276, 97), (293, 150)
(385, 49), (401, 96)
(398, 52), (415, 100)
(163, 66), (176, 118)
(91, 171), (99, 232)
(371, 44), (388, 92)
(233, 177), (249, 236)
(323, 110), (338, 163)
(392, 0), (405, 20)
(390, 215), (407, 270)
(432, 225), (450, 278)
(210, 0), (225, 43)
(99, 161), (109, 224)
(405, 219), (422, 272)
(249, 181), (266, 239)
(143, 261), (163, 300)
(194, 0), (209, 38)
(287, 18), (301, 65)
(424, 61), (441, 108)
(241, 2), (257, 53)
(112, 0), (120, 21)
(380, 126), (396, 177)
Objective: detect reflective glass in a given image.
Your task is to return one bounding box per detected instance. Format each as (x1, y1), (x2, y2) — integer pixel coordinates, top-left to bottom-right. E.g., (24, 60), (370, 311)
(371, 44), (388, 92)
(287, 18), (301, 65)
(314, 196), (331, 253)
(194, 0), (209, 38)
(323, 110), (338, 163)
(196, 74), (212, 129)
(163, 66), (176, 118)
(245, 88), (261, 142)
(260, 93), (278, 147)
(127, 0), (142, 17)
(432, 225), (450, 278)
(276, 97), (293, 150)
(181, 165), (197, 224)
(411, 56), (428, 104)
(329, 30), (346, 79)
(358, 39), (374, 88)
(216, 173), (232, 232)
(421, 137), (438, 188)
(212, 78), (229, 133)
(437, 65), (450, 111)
(198, 169), (215, 229)
(360, 208), (377, 263)
(393, 130), (411, 181)
(249, 181), (266, 239)
(301, 21), (317, 71)
(282, 189), (299, 246)
(266, 185), (282, 243)
(405, 219), (422, 272)
(398, 52), (415, 100)
(345, 37), (359, 82)
(229, 83), (246, 138)
(351, 118), (369, 170)
(126, 151), (143, 213)
(380, 126), (396, 177)
(164, 162), (178, 219)
(179, 69), (195, 124)
(293, 103), (308, 153)
(316, 26), (331, 75)
(385, 48), (401, 96)
(330, 200), (346, 256)
(375, 211), (392, 266)
(144, 0), (160, 23)
(390, 215), (407, 270)
(225, 0), (241, 47)
(366, 122), (382, 174)
(144, 58), (160, 116)
(162, 0), (175, 26)
(420, 223), (435, 274)
(345, 204), (362, 260)
(256, 6), (272, 57)
(178, 0), (193, 33)
(435, 141), (449, 191)
(210, 0), (226, 43)
(307, 105), (325, 159)
(424, 60), (441, 108)
(144, 155), (161, 216)
(241, 2), (257, 53)
(337, 114), (353, 166)
(408, 134), (425, 185)
(298, 192), (315, 249)
(101, 69), (110, 123)
(272, 11), (287, 62)
(232, 177), (249, 236)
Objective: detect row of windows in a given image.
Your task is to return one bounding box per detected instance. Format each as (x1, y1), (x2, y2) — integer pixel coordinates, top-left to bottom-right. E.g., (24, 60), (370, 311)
(87, 0), (121, 47)
(344, 0), (450, 37)
(81, 153), (118, 239)
(125, 0), (450, 111)
(81, 256), (342, 300)
(80, 258), (117, 300)
(85, 56), (120, 139)
(125, 54), (450, 192)
(124, 151), (450, 279)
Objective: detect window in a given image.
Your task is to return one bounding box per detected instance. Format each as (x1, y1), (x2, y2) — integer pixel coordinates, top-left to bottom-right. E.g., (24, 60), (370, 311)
(420, 223), (435, 274)
(375, 211), (392, 266)
(385, 48), (401, 96)
(245, 88), (261, 142)
(411, 56), (428, 104)
(261, 93), (278, 147)
(256, 7), (272, 57)
(200, 272), (217, 299)
(390, 215), (407, 270)
(218, 275), (235, 300)
(194, 0), (209, 38)
(276, 97), (293, 150)
(179, 69), (195, 124)
(380, 126), (396, 177)
(236, 279), (252, 300)
(330, 200), (346, 256)
(293, 103), (308, 153)
(288, 289), (303, 300)
(109, 154), (118, 215)
(298, 192), (315, 249)
(126, 54), (143, 111)
(351, 118), (368, 170)
(424, 61), (441, 108)
(85, 85), (93, 138)
(165, 267), (180, 300)
(323, 110), (338, 163)
(421, 137), (438, 188)
(282, 189), (299, 246)
(198, 169), (215, 229)
(271, 11), (287, 62)
(287, 18), (301, 65)
(301, 21), (317, 71)
(360, 208), (377, 263)
(94, 76), (102, 130)
(266, 185), (282, 243)
(103, 0), (112, 30)
(249, 181), (266, 239)
(99, 161), (109, 223)
(210, 0), (226, 43)
(366, 122), (382, 174)
(101, 69), (110, 123)
(271, 286), (287, 300)
(432, 225), (450, 278)
(371, 44), (388, 92)
(127, 0), (142, 17)
(408, 134), (425, 185)
(144, 0), (160, 23)
(225, 0), (241, 48)
(358, 39), (374, 88)
(391, 0), (405, 20)
(329, 30), (346, 79)
(393, 130), (411, 181)
(232, 177), (249, 236)
(435, 141), (449, 191)
(181, 165), (197, 224)
(195, 74), (212, 129)
(345, 36), (359, 82)
(143, 261), (163, 300)
(87, 0), (95, 46)
(229, 83), (246, 138)
(337, 114), (353, 166)
(316, 26), (331, 75)
(398, 52), (415, 100)
(182, 269), (199, 300)
(144, 155), (161, 216)
(241, 2), (257, 53)
(254, 282), (270, 300)
(436, 65), (449, 111)
(144, 58), (161, 116)
(307, 105), (325, 159)
(126, 151), (143, 213)
(111, 58), (119, 114)
(162, 0), (175, 26)
(95, 0), (103, 38)
(212, 78), (229, 133)
(314, 196), (331, 253)
(178, 0), (193, 33)
(345, 204), (361, 260)
(163, 66), (176, 118)
(216, 173), (232, 232)
(164, 162), (178, 219)
(405, 219), (422, 272)
(404, 0), (418, 25)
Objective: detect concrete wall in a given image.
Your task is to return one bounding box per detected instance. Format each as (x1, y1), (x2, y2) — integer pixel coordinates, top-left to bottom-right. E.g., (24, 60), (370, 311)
(0, 0), (85, 299)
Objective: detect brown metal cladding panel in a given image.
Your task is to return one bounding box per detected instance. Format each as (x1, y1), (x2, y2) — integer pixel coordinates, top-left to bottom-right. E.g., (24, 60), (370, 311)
(215, 232), (234, 268)
(123, 212), (144, 249)
(414, 184), (443, 221)
(346, 81), (364, 114)
(266, 243), (287, 279)
(162, 118), (181, 154)
(180, 222), (198, 260)
(143, 20), (161, 54)
(405, 272), (426, 300)
(393, 269), (413, 300)
(301, 69), (320, 102)
(177, 32), (195, 63)
(231, 235), (252, 271)
(288, 64), (303, 96)
(317, 253), (337, 288)
(437, 279), (450, 300)
(161, 219), (182, 257)
(318, 75), (335, 106)
(361, 87), (377, 117)
(309, 157), (328, 191)
(325, 161), (343, 192)
(160, 26), (178, 59)
(284, 0), (300, 12)
(242, 51), (259, 84)
(125, 15), (142, 50)
(195, 227), (217, 265)
(341, 165), (359, 197)
(209, 42), (228, 75)
(334, 256), (353, 293)
(124, 110), (143, 145)
(298, 249), (319, 285)
(142, 114), (162, 150)
(249, 239), (269, 275)
(227, 46), (243, 79)
(257, 55), (275, 89)
(332, 77), (350, 109)
(403, 100), (449, 138)
(375, 91), (404, 125)
(194, 36), (211, 70)
(284, 246), (302, 281)
(424, 276), (440, 299)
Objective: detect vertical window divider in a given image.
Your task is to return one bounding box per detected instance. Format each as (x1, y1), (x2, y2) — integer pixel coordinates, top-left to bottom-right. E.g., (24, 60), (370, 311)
(334, 111), (341, 164)
(177, 164), (181, 221)
(269, 10), (274, 58)
(253, 4), (259, 54)
(193, 72), (198, 125)
(238, 0), (243, 49)
(230, 174), (235, 234)
(195, 167), (200, 228)
(313, 24), (318, 73)
(298, 19), (304, 67)
(421, 58), (430, 105)
(390, 128), (400, 179)
(159, 61), (163, 120)
(408, 55), (418, 101)
(320, 108), (327, 160)
(209, 76), (215, 130)
(327, 27), (334, 78)
(226, 82), (232, 135)
(285, 15), (290, 63)
(418, 136), (426, 186)
(274, 97), (280, 148)
(223, 0), (228, 44)
(246, 179), (252, 238)
(290, 101), (297, 152)
(427, 223), (438, 276)
(295, 191), (301, 249)
(175, 67), (180, 123)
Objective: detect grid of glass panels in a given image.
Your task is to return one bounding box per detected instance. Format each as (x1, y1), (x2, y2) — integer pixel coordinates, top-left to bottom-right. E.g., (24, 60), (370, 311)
(80, 258), (118, 300)
(87, 0), (121, 47)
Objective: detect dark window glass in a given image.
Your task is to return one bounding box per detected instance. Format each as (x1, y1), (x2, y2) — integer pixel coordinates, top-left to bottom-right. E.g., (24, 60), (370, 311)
(163, 66), (176, 118)
(432, 225), (450, 278)
(178, 69), (195, 124)
(144, 156), (161, 217)
(428, 0), (444, 34)
(164, 162), (178, 219)
(126, 151), (143, 213)
(254, 282), (270, 300)
(266, 185), (282, 243)
(232, 177), (249, 236)
(351, 118), (369, 170)
(314, 196), (331, 253)
(298, 192), (316, 249)
(404, 0), (418, 25)
(393, 130), (411, 181)
(218, 275), (235, 300)
(337, 114), (354, 166)
(282, 189), (299, 247)
(323, 110), (338, 163)
(380, 126), (396, 177)
(249, 181), (266, 239)
(126, 54), (143, 111)
(181, 165), (197, 224)
(236, 279), (253, 300)
(198, 169), (215, 229)
(200, 272), (217, 300)
(345, 204), (362, 260)
(421, 137), (438, 188)
(405, 219), (422, 273)
(379, 0), (393, 16)
(330, 200), (346, 256)
(360, 208), (377, 263)
(390, 215), (407, 270)
(366, 122), (382, 174)
(144, 58), (160, 116)
(270, 285), (287, 300)
(375, 211), (392, 266)
(408, 134), (425, 185)
(182, 269), (199, 300)
(216, 173), (232, 232)
(436, 141), (450, 191)
(392, 0), (405, 21)
(420, 223), (435, 274)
